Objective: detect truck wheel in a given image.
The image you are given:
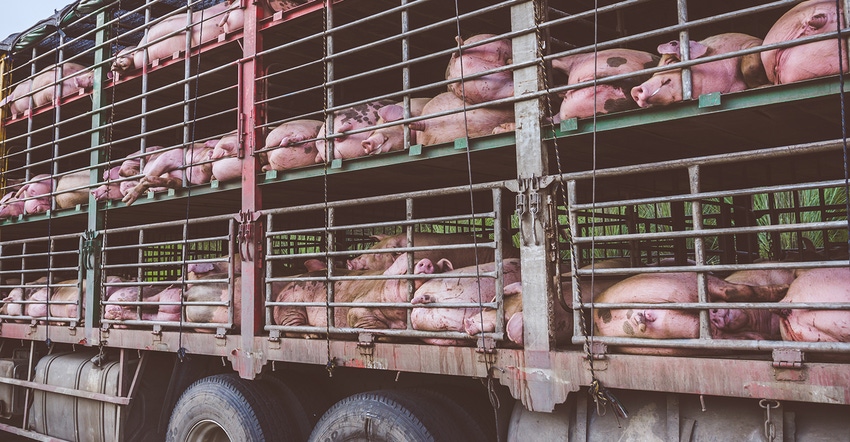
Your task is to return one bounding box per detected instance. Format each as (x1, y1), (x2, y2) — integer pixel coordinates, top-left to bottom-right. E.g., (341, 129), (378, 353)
(309, 389), (457, 441)
(166, 373), (296, 442)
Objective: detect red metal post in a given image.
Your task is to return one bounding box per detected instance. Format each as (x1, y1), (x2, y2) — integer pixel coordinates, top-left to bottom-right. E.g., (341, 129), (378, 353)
(230, 0), (267, 379)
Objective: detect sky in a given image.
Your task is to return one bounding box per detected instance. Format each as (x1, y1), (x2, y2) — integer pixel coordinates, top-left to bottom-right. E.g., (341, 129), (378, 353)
(0, 1), (76, 41)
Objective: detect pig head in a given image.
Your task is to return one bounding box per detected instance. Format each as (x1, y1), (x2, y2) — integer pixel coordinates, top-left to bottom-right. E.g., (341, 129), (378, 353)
(552, 48), (659, 120)
(410, 259), (522, 345)
(632, 33), (768, 107)
(316, 100), (396, 162)
(361, 98), (429, 155)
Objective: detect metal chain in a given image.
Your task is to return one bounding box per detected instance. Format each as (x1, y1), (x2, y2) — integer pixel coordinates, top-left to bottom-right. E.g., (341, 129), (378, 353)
(759, 399), (780, 441)
(320, 0), (335, 377)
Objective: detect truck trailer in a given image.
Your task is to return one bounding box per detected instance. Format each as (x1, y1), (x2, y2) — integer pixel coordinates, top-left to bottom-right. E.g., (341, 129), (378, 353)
(0, 0), (847, 440)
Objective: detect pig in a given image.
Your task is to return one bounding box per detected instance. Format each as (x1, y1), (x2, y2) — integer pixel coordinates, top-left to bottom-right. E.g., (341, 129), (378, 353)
(92, 165), (127, 201)
(1, 277), (48, 320)
(0, 63), (91, 114)
(143, 286), (183, 322)
(410, 259), (522, 345)
(551, 48), (659, 120)
(631, 33), (769, 108)
(592, 272), (789, 353)
(360, 98), (429, 155)
(315, 100), (396, 162)
(112, 1), (245, 74)
(777, 267), (850, 342)
(761, 0), (848, 84)
(0, 192), (25, 219)
(705, 268), (799, 340)
(122, 143), (214, 205)
(16, 174), (53, 215)
(54, 171), (91, 209)
(209, 131), (242, 182)
(103, 284), (182, 325)
(408, 92), (514, 146)
(445, 34), (514, 105)
(346, 232), (519, 272)
(28, 277), (123, 322)
(273, 255), (439, 332)
(185, 274), (241, 329)
(262, 119), (323, 171)
(186, 259), (241, 280)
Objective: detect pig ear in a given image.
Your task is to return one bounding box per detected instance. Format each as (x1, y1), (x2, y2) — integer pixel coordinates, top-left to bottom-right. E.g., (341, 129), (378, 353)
(370, 234), (390, 241)
(378, 105), (404, 123)
(504, 282), (522, 297)
(436, 258), (454, 272)
(688, 41), (709, 59)
(303, 259), (326, 272)
(657, 40), (680, 55)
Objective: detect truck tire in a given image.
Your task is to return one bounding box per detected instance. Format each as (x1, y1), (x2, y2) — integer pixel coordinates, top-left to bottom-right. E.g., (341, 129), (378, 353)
(309, 389), (459, 441)
(166, 373), (296, 442)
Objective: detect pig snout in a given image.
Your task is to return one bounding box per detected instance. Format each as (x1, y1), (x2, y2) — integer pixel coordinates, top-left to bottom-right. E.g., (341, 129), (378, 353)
(631, 77), (674, 108)
(410, 293), (436, 305)
(361, 133), (388, 155)
(414, 258), (435, 275)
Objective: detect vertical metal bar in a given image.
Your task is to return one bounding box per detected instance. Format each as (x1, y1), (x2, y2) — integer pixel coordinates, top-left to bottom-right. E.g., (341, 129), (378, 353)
(493, 188), (505, 336)
(182, 0), (194, 186)
(237, 0), (264, 378)
(405, 197), (414, 328)
(568, 181), (582, 339)
(140, 2), (151, 157)
(326, 207), (335, 330)
(265, 216), (273, 327)
(689, 165), (709, 339)
(25, 48), (36, 182)
(512, 1), (551, 352)
(401, 0), (412, 148)
(86, 6), (111, 346)
(325, 2), (335, 161)
(676, 0), (693, 101)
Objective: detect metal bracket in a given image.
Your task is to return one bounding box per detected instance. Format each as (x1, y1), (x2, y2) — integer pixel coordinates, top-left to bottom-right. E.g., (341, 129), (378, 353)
(772, 349), (804, 369)
(237, 210), (263, 263)
(588, 341), (608, 360)
(215, 328), (227, 340)
(81, 230), (100, 270)
(511, 176), (556, 246)
(357, 333), (375, 357)
(268, 329), (281, 343)
(151, 324), (162, 336)
(476, 336), (497, 365)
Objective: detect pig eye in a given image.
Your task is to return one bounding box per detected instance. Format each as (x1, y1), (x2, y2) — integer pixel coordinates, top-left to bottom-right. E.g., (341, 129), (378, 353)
(661, 78), (672, 86)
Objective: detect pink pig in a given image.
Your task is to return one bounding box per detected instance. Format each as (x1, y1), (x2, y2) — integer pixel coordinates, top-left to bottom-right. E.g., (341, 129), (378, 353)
(762, 0), (848, 84)
(632, 33), (768, 107)
(445, 34), (514, 105)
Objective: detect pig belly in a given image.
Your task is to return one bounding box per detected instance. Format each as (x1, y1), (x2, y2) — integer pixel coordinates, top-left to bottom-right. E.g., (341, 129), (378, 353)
(418, 106), (513, 146)
(265, 144), (319, 170)
(773, 44), (848, 84)
(560, 85), (634, 120)
(594, 308), (699, 340)
(780, 310), (850, 342)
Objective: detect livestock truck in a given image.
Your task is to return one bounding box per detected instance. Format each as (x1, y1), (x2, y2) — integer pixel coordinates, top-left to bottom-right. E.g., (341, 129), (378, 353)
(0, 0), (847, 440)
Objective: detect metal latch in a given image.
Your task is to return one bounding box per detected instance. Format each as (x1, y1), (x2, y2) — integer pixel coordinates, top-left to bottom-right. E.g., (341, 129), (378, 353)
(81, 230), (100, 270)
(772, 349), (803, 368)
